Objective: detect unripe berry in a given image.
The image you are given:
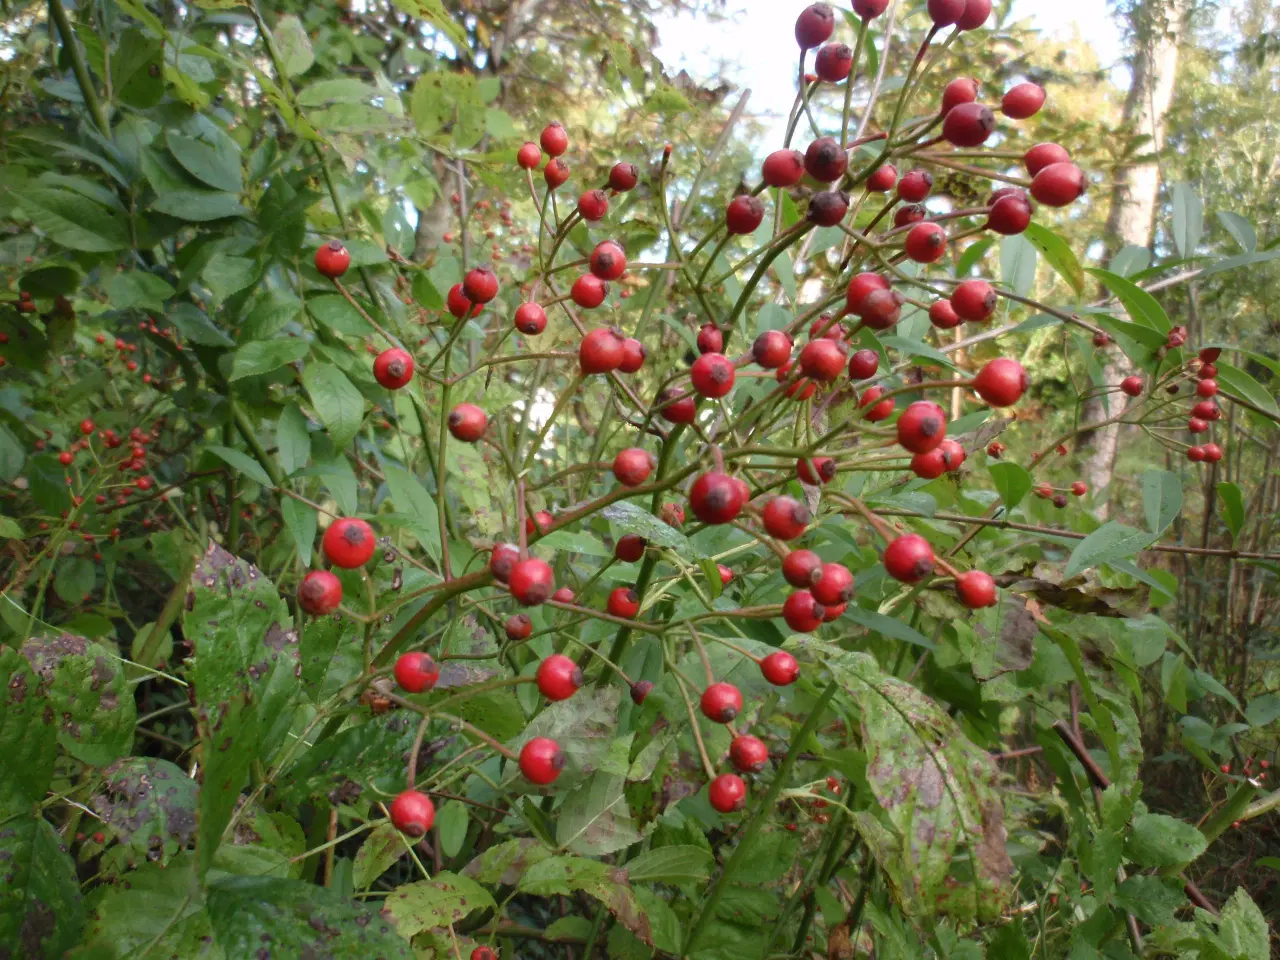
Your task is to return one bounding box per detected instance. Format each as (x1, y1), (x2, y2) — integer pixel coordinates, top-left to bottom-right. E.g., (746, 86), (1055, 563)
(1002, 82), (1045, 119)
(927, 0), (966, 26)
(314, 240), (351, 279)
(929, 300), (962, 329)
(1023, 142), (1071, 176)
(726, 195), (766, 235)
(489, 543), (519, 582)
(897, 401), (948, 454)
(571, 274), (608, 309)
(395, 652), (440, 693)
(812, 562), (854, 606)
(700, 682), (743, 722)
(905, 222), (947, 263)
(782, 549), (822, 588)
(762, 496), (811, 541)
(608, 162), (639, 192)
(323, 517), (376, 568)
(783, 590), (826, 632)
(389, 790), (435, 837)
(804, 137), (847, 183)
(577, 189), (609, 222)
(942, 102), (995, 147)
(1030, 162), (1086, 207)
(514, 302), (547, 335)
(807, 190), (850, 226)
(505, 613), (532, 642)
(730, 734), (770, 773)
(544, 158), (570, 188)
(859, 385), (895, 421)
(589, 240), (627, 280)
(1120, 375), (1144, 397)
(691, 352), (737, 398)
(941, 77), (979, 114)
(540, 122), (568, 157)
(815, 43), (853, 82)
(896, 169), (933, 203)
(618, 338), (647, 373)
(883, 533), (935, 583)
(613, 447), (656, 487)
(794, 3), (835, 48)
(298, 570), (342, 614)
(536, 654), (583, 701)
(950, 279), (997, 322)
(708, 773), (747, 813)
(658, 387), (697, 423)
(955, 570), (997, 608)
(973, 357), (1029, 406)
(798, 338), (848, 382)
(796, 456), (836, 485)
(509, 558), (554, 606)
(517, 142), (542, 169)
(615, 534), (646, 562)
(849, 348), (879, 380)
(987, 191), (1033, 235)
(752, 330), (793, 369)
(520, 737), (565, 784)
(762, 149), (806, 187)
(760, 650), (800, 686)
(689, 471), (745, 524)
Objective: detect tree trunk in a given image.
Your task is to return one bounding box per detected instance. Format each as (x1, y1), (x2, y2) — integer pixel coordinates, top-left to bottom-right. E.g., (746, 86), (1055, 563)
(1078, 0), (1191, 515)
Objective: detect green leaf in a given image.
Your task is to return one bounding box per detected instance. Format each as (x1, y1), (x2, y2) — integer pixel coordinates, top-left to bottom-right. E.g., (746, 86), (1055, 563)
(22, 188), (130, 251)
(1124, 812), (1207, 868)
(307, 294), (374, 337)
(556, 773), (643, 856)
(0, 786), (86, 956)
(956, 237), (993, 277)
(536, 529), (610, 557)
(383, 464), (441, 560)
(1086, 268), (1171, 333)
(383, 872), (495, 940)
(999, 233), (1037, 297)
(0, 647), (58, 801)
(1214, 361), (1279, 417)
(625, 844), (714, 883)
(54, 556), (96, 604)
(1217, 211), (1256, 252)
(151, 190), (248, 221)
(1170, 183), (1203, 256)
(1023, 223), (1084, 295)
(105, 271), (175, 311)
(1113, 875), (1183, 926)
(279, 711), (420, 805)
(1245, 693), (1280, 728)
(843, 605), (934, 649)
(462, 838), (553, 886)
(276, 403), (311, 476)
(273, 14), (314, 76)
(301, 363), (365, 452)
(352, 823), (409, 890)
(92, 758), (198, 868)
(202, 253), (258, 302)
(879, 335), (957, 369)
(79, 855), (212, 956)
(518, 856), (653, 944)
(1142, 469), (1182, 535)
(207, 875), (411, 957)
(167, 130), (243, 193)
(603, 500), (691, 552)
(281, 498), (317, 567)
(169, 303), (234, 346)
(436, 801), (469, 859)
(988, 461), (1034, 511)
(386, 0), (468, 49)
(20, 633), (137, 766)
(1110, 244), (1151, 277)
(0, 424), (24, 483)
(1215, 887), (1270, 960)
(1064, 522), (1155, 579)
(0, 516), (22, 539)
(1218, 482), (1245, 542)
(206, 444), (273, 487)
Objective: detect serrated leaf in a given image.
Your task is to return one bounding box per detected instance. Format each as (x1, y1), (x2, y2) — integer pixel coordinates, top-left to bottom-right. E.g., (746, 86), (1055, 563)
(625, 844), (713, 883)
(0, 647), (58, 801)
(0, 786), (85, 956)
(462, 838), (553, 886)
(167, 130), (242, 194)
(1142, 469), (1182, 536)
(54, 556), (95, 604)
(281, 498), (317, 566)
(152, 190), (248, 221)
(22, 188), (130, 251)
(301, 362), (365, 452)
(603, 500), (690, 551)
(383, 872), (495, 939)
(879, 335), (957, 369)
(556, 773), (642, 855)
(276, 403), (311, 476)
(383, 464), (441, 561)
(1124, 812), (1207, 867)
(79, 854), (212, 956)
(206, 445), (273, 487)
(1063, 522), (1154, 579)
(273, 14), (314, 77)
(1245, 694), (1280, 728)
(1215, 887), (1270, 960)
(387, 0), (468, 49)
(519, 856), (653, 945)
(352, 823), (408, 890)
(106, 271), (174, 311)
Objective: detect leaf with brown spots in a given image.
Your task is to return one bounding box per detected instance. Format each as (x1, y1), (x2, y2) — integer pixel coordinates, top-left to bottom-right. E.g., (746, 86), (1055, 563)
(518, 855), (653, 945)
(0, 646), (57, 802)
(382, 871), (496, 940)
(461, 838), (553, 887)
(0, 781), (85, 957)
(92, 758), (198, 868)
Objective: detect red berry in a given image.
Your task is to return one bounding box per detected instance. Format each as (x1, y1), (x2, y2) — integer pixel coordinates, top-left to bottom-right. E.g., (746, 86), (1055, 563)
(905, 222), (947, 263)
(951, 279), (997, 322)
(517, 142), (542, 169)
(912, 448), (948, 479)
(986, 441), (1005, 458)
(777, 359), (815, 400)
(796, 456), (836, 485)
(1023, 142), (1070, 176)
(389, 790), (436, 837)
(323, 517), (376, 568)
(884, 533), (935, 583)
(613, 448), (656, 487)
(298, 570), (342, 614)
(314, 240), (351, 279)
(463, 266), (499, 304)
(896, 168), (933, 203)
(58, 451), (74, 466)
(939, 438), (966, 472)
(447, 403), (487, 442)
(658, 387), (697, 423)
(859, 288), (903, 329)
(927, 0), (966, 26)
(1202, 443), (1223, 463)
(505, 613), (532, 642)
(807, 190), (850, 226)
(618, 337), (646, 373)
(815, 43), (853, 82)
(1002, 82), (1045, 119)
(894, 204), (927, 227)
(804, 137), (847, 183)
(798, 338), (847, 382)
(1187, 446), (1206, 463)
(1196, 379), (1218, 398)
(1120, 376), (1144, 397)
(577, 189), (609, 222)
(709, 773), (747, 813)
(79, 418), (95, 435)
(395, 652), (441, 693)
(526, 511), (553, 537)
(569, 275), (608, 309)
(866, 164), (897, 192)
(717, 564), (734, 586)
(615, 534), (646, 562)
(1198, 363), (1217, 380)
(691, 352), (737, 398)
(848, 348), (879, 380)
(1192, 400), (1219, 421)
(1030, 162), (1086, 207)
(607, 586), (640, 619)
(544, 158), (570, 188)
(760, 650), (800, 686)
(726, 195), (766, 234)
(929, 299), (962, 329)
(897, 401), (948, 454)
(608, 162), (639, 191)
(795, 3), (835, 47)
(955, 570), (997, 608)
(812, 562), (854, 607)
(490, 543), (520, 583)
(846, 272), (890, 315)
(762, 149), (806, 188)
(471, 948), (498, 960)
(942, 102), (995, 147)
(752, 330), (793, 369)
(1070, 481), (1087, 497)
(852, 0), (889, 17)
(973, 357), (1029, 406)
(540, 122), (568, 157)
(783, 590), (826, 632)
(447, 284), (475, 318)
(762, 496), (811, 541)
(520, 737), (565, 784)
(941, 77), (979, 114)
(536, 654), (583, 701)
(589, 240), (627, 280)
(514, 302), (547, 335)
(987, 191), (1033, 235)
(551, 587), (575, 603)
(1188, 417), (1208, 434)
(1199, 347), (1222, 363)
(700, 682), (743, 722)
(696, 324), (724, 355)
(782, 549), (822, 588)
(630, 680), (654, 705)
(689, 471), (745, 524)
(730, 734), (770, 773)
(373, 348), (414, 390)
(579, 328), (623, 373)
(509, 558), (554, 606)
(957, 0), (991, 28)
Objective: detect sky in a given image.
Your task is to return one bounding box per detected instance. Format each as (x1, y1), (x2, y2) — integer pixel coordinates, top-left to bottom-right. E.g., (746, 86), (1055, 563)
(652, 0), (1123, 147)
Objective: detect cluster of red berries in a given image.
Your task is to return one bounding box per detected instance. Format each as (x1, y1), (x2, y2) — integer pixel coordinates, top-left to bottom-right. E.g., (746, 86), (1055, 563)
(1119, 345), (1226, 464)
